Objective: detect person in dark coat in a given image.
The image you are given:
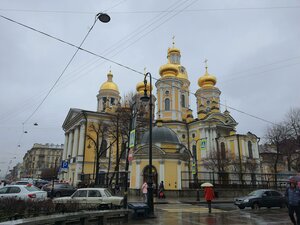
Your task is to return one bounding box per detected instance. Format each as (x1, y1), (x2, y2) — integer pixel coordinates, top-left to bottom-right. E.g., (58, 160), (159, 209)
(285, 178), (300, 225)
(158, 181), (165, 199)
(204, 186), (215, 213)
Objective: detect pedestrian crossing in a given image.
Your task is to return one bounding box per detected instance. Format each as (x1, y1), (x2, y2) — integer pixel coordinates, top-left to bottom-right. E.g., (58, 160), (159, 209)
(159, 206), (226, 213)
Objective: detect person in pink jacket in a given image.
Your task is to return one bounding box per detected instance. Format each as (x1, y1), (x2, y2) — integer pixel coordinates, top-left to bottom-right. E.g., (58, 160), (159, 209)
(141, 181), (148, 202)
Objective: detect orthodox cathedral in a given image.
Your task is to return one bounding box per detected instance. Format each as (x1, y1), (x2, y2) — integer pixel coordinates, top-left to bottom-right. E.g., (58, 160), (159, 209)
(60, 42), (260, 192)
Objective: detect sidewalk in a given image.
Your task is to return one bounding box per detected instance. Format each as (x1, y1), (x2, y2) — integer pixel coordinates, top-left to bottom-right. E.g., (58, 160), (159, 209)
(128, 195), (234, 204)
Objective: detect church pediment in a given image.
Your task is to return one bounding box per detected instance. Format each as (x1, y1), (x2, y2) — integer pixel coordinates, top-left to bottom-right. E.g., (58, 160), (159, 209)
(204, 112), (238, 127)
(62, 108), (84, 130)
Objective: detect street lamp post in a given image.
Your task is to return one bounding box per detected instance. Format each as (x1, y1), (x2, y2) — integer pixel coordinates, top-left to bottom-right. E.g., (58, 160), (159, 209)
(140, 72), (154, 216)
(193, 139), (200, 201)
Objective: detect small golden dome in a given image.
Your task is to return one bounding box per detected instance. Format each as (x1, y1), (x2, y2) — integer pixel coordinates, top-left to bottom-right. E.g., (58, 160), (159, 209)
(100, 71), (119, 92)
(136, 81), (152, 94)
(159, 63), (178, 77)
(168, 46), (180, 56)
(198, 69), (217, 88)
(177, 66), (188, 80)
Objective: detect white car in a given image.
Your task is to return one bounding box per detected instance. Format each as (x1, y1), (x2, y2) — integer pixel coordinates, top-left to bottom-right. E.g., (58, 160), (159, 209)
(0, 184), (47, 201)
(53, 188), (124, 210)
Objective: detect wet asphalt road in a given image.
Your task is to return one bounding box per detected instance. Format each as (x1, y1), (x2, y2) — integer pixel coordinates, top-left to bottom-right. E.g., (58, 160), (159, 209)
(121, 203), (291, 225)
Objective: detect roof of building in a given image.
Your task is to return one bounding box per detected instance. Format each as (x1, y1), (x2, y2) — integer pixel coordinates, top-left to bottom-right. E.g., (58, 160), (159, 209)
(141, 126), (180, 144)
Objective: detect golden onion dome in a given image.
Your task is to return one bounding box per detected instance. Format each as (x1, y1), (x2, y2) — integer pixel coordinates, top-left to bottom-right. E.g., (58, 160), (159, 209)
(198, 69), (217, 88)
(177, 66), (188, 80)
(168, 46), (180, 56)
(100, 70), (119, 92)
(159, 63), (179, 77)
(136, 81), (152, 94)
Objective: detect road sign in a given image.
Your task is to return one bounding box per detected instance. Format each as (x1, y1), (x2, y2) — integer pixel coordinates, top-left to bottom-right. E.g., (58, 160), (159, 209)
(61, 161), (68, 169)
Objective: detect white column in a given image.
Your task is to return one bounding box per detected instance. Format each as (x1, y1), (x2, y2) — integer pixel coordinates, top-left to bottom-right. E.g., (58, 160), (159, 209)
(62, 133), (69, 160)
(159, 160), (164, 182)
(177, 161), (182, 190)
(72, 127), (79, 158)
(67, 131), (73, 159)
(136, 162), (140, 189)
(78, 123), (85, 158)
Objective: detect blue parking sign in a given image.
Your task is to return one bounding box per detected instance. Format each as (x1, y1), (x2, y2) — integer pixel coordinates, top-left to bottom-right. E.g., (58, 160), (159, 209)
(61, 161), (68, 169)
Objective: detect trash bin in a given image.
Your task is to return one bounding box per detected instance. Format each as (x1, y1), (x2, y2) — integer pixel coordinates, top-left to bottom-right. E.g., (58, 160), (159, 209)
(127, 202), (149, 219)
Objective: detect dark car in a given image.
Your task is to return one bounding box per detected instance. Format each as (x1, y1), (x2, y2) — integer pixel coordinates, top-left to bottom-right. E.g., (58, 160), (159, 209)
(234, 189), (286, 209)
(42, 183), (76, 197)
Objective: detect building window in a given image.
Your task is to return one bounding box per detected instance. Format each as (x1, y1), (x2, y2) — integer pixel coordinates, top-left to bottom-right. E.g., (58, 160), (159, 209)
(182, 134), (185, 139)
(100, 140), (108, 158)
(181, 94), (185, 108)
(165, 98), (170, 111)
(165, 90), (169, 95)
(192, 133), (195, 138)
(221, 142), (226, 159)
(248, 141), (253, 159)
(111, 97), (115, 105)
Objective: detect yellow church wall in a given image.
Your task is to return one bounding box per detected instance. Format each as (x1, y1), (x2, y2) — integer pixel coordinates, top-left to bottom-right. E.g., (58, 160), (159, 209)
(175, 89), (179, 109)
(229, 140), (235, 159)
(83, 162), (94, 175)
(163, 112), (172, 118)
(164, 160), (177, 190)
(130, 163), (136, 188)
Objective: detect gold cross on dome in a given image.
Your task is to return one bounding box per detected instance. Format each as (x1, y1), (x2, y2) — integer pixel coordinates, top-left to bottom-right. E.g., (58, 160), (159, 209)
(204, 58), (208, 71)
(172, 35), (175, 47)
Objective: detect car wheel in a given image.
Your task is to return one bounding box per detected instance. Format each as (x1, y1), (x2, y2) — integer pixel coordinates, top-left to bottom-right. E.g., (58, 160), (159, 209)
(55, 192), (61, 197)
(251, 202), (260, 210)
(238, 206), (245, 209)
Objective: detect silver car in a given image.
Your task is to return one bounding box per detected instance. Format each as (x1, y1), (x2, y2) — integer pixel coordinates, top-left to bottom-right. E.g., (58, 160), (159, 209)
(0, 185), (47, 201)
(53, 188), (124, 210)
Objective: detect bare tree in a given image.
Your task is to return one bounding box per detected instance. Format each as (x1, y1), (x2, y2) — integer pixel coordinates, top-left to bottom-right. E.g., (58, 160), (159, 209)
(201, 149), (231, 184)
(86, 122), (109, 185)
(265, 123), (289, 188)
(107, 92), (148, 187)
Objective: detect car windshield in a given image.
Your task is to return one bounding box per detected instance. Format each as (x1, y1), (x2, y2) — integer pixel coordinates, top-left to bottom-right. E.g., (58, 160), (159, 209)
(248, 190), (263, 196)
(25, 186), (40, 192)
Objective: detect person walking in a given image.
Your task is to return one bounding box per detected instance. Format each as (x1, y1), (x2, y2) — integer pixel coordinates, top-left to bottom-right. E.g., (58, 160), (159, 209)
(285, 178), (300, 225)
(204, 186), (215, 213)
(158, 181), (165, 199)
(141, 181), (148, 203)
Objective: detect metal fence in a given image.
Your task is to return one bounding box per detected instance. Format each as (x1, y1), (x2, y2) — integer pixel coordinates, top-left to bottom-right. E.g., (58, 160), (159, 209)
(181, 171), (296, 191)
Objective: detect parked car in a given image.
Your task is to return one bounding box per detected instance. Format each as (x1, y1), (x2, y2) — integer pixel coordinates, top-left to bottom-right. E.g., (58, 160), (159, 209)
(0, 184), (47, 201)
(34, 180), (49, 189)
(42, 183), (76, 197)
(53, 188), (124, 210)
(13, 181), (31, 185)
(234, 189), (286, 209)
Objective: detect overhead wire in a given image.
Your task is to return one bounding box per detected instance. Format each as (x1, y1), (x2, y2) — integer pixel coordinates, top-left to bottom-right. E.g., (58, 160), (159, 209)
(1, 0), (298, 124)
(0, 5), (300, 15)
(0, 13), (281, 128)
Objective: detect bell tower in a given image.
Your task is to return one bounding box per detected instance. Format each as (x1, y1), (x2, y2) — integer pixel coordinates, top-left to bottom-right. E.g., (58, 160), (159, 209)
(195, 60), (221, 119)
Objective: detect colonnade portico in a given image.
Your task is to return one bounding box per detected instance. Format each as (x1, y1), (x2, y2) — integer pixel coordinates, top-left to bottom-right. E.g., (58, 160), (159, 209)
(60, 120), (86, 186)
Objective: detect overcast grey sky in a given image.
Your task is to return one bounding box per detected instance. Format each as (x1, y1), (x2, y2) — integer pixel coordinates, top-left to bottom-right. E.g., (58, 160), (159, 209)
(0, 0), (299, 178)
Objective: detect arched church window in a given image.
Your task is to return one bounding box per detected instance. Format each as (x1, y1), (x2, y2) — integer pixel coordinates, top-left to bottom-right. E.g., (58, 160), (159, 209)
(110, 98), (115, 105)
(100, 140), (108, 158)
(221, 142), (226, 159)
(102, 97), (107, 111)
(165, 98), (170, 111)
(248, 141), (253, 159)
(181, 95), (185, 107)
